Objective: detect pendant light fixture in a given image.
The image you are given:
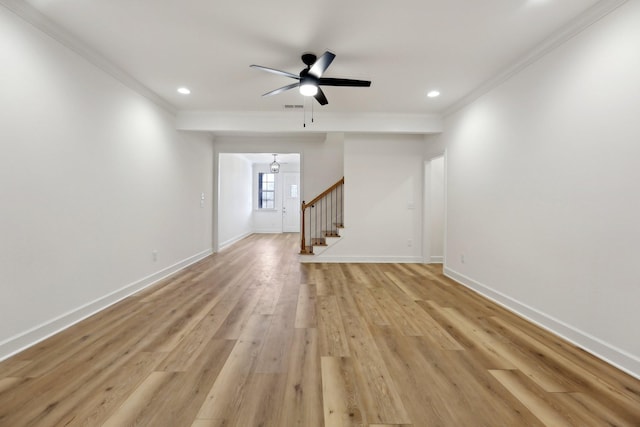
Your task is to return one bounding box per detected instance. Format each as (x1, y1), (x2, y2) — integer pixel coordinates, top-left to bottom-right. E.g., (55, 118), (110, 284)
(270, 154), (280, 173)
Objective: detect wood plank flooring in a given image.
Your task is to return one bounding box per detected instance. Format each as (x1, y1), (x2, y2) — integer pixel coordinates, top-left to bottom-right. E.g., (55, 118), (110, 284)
(1, 233), (639, 426)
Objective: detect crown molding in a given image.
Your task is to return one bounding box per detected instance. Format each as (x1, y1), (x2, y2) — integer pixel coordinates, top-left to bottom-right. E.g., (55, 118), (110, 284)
(0, 0), (177, 114)
(443, 0), (629, 117)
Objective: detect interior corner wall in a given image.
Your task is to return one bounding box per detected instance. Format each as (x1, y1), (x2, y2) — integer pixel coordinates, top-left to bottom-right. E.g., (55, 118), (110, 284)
(218, 154), (253, 248)
(424, 133), (446, 160)
(441, 1), (640, 377)
(317, 134), (425, 262)
(0, 7), (214, 360)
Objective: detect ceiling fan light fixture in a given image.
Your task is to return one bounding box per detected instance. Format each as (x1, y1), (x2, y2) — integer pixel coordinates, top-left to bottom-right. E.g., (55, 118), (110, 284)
(300, 83), (318, 97)
(270, 154), (280, 173)
(299, 74), (319, 97)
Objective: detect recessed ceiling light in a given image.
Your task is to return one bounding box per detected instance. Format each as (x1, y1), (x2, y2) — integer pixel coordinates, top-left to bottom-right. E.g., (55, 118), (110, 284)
(427, 90), (440, 98)
(177, 87), (191, 95)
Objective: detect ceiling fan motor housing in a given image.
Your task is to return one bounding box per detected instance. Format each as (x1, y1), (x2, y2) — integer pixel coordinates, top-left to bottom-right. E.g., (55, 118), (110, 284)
(299, 69), (318, 86)
(301, 53), (317, 67)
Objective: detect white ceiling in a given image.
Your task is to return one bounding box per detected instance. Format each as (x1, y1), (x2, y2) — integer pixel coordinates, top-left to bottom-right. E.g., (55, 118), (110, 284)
(19, 0), (601, 115)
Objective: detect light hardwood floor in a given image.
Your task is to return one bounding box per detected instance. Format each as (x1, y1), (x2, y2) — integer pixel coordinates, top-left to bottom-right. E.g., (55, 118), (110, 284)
(1, 233), (639, 426)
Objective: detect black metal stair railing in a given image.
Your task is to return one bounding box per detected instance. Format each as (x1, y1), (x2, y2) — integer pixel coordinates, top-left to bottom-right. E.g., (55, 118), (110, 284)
(300, 177), (344, 255)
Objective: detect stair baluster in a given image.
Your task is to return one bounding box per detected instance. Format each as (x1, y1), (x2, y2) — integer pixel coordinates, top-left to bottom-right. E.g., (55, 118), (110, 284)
(300, 177), (344, 255)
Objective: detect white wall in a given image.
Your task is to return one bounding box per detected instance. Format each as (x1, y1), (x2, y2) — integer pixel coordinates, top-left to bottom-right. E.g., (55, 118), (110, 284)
(218, 154), (253, 248)
(442, 1), (640, 377)
(303, 132), (345, 200)
(0, 7), (213, 360)
(317, 134), (425, 262)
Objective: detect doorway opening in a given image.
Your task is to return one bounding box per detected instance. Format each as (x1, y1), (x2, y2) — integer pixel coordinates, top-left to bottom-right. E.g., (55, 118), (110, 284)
(217, 153), (300, 251)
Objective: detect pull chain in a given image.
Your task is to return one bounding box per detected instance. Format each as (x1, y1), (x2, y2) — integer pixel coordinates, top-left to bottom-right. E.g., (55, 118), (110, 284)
(302, 96), (316, 128)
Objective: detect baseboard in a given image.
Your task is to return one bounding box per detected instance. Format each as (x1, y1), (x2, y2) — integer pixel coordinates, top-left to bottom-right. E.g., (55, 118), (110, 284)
(219, 231), (252, 251)
(300, 255), (424, 264)
(430, 256), (444, 263)
(444, 267), (640, 380)
(0, 249), (213, 362)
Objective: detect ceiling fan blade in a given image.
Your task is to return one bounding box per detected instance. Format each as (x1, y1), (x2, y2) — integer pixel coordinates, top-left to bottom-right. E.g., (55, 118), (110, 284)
(314, 87), (328, 105)
(309, 51), (336, 78)
(319, 77), (371, 87)
(250, 65), (300, 80)
(262, 82), (299, 96)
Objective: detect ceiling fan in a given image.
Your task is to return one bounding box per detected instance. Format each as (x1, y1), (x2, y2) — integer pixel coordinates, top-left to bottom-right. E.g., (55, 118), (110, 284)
(250, 51), (371, 106)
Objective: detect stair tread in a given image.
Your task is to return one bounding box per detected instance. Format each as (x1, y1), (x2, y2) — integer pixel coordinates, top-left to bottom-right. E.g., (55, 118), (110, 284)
(299, 246), (314, 255)
(311, 238), (327, 246)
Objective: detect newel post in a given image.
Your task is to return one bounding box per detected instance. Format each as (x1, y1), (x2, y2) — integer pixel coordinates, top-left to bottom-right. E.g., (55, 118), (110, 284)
(300, 200), (306, 254)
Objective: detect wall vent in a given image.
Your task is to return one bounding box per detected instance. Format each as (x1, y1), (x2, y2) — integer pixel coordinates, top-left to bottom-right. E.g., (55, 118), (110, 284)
(283, 104), (304, 110)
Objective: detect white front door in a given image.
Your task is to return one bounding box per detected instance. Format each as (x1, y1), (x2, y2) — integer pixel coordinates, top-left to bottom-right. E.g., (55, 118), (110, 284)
(282, 172), (300, 232)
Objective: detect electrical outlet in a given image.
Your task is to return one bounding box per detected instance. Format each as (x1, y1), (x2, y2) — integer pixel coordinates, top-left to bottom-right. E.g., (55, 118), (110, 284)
(152, 250), (158, 262)
(460, 254), (465, 264)
(407, 239), (413, 247)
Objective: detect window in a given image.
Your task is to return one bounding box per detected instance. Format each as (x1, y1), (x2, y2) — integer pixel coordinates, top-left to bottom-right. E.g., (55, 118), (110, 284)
(258, 173), (275, 209)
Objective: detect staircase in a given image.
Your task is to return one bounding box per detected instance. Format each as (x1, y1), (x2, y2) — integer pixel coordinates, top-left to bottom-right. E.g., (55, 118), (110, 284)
(300, 177), (344, 255)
